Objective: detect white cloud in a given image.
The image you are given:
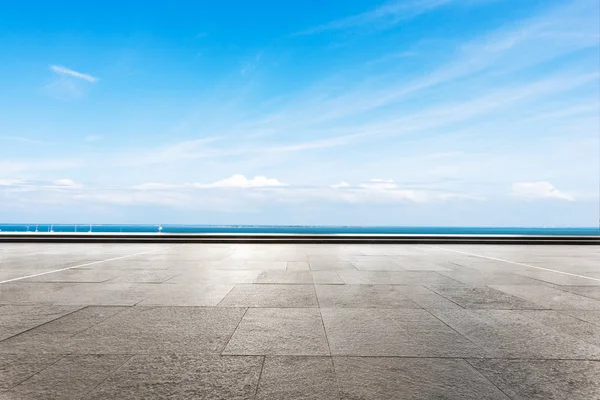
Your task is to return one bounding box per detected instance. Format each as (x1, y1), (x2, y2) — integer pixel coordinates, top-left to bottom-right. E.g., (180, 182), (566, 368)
(329, 179), (483, 203)
(0, 135), (43, 144)
(331, 181), (351, 188)
(359, 179), (397, 190)
(512, 182), (574, 201)
(0, 176), (483, 212)
(50, 65), (99, 83)
(0, 178), (25, 186)
(297, 0), (453, 35)
(84, 135), (102, 142)
(132, 182), (176, 191)
(0, 160), (78, 176)
(52, 179), (83, 189)
(192, 174), (287, 188)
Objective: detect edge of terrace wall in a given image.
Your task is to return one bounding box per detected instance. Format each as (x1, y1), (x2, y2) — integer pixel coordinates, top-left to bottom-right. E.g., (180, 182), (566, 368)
(1, 233), (599, 244)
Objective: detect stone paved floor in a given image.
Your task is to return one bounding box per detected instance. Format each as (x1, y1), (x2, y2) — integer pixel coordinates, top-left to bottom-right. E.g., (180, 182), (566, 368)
(1, 243), (599, 399)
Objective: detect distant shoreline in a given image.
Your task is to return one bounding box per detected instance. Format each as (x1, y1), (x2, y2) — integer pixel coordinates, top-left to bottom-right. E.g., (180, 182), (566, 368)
(0, 224), (598, 236)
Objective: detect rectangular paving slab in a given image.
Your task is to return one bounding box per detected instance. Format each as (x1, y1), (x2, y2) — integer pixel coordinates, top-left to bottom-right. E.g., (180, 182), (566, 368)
(256, 356), (338, 400)
(321, 308), (487, 357)
(431, 309), (600, 359)
(490, 285), (600, 310)
(137, 283), (235, 306)
(334, 357), (509, 400)
(223, 308), (330, 356)
(67, 306), (247, 354)
(337, 271), (465, 285)
(217, 284), (318, 308)
(3, 243), (600, 399)
(428, 286), (545, 309)
(1, 354), (131, 399)
(85, 355), (263, 400)
(0, 354), (63, 391)
(253, 271), (314, 284)
(315, 285), (421, 308)
(468, 359), (600, 400)
(0, 304), (83, 340)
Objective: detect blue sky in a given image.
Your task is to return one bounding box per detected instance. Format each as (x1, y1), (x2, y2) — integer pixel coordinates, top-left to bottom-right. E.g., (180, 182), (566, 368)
(0, 0), (598, 226)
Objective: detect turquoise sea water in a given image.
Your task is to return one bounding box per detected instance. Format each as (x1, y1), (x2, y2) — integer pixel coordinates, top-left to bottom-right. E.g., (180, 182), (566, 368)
(0, 224), (598, 236)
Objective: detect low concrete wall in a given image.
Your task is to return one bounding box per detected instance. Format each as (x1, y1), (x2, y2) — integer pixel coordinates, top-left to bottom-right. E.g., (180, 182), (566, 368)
(1, 233), (599, 244)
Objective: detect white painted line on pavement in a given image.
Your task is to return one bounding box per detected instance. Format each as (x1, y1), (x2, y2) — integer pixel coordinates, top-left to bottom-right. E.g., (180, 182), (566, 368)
(0, 245), (182, 284)
(425, 245), (600, 282)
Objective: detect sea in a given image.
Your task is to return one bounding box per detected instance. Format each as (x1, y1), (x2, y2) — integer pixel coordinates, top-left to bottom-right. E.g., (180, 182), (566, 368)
(0, 224), (598, 236)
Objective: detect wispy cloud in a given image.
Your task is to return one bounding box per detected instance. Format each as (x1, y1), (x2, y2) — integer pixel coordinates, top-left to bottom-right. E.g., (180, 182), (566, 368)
(296, 0), (453, 35)
(3, 0), (597, 225)
(192, 174), (287, 188)
(45, 65), (99, 100)
(84, 135), (102, 142)
(98, 0), (597, 178)
(512, 182), (574, 201)
(331, 181), (351, 189)
(0, 176), (482, 210)
(132, 175), (288, 191)
(52, 178), (83, 189)
(326, 178), (484, 203)
(0, 178), (25, 187)
(0, 135), (44, 144)
(0, 160), (79, 176)
(278, 0), (600, 132)
(50, 65), (99, 82)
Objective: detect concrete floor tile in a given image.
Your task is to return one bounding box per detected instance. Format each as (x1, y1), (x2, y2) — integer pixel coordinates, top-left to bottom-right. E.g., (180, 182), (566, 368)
(351, 261), (403, 271)
(315, 285), (421, 308)
(218, 284), (318, 308)
(50, 283), (154, 306)
(512, 270), (600, 286)
(337, 271), (465, 285)
(2, 354), (130, 399)
(0, 307), (129, 354)
(429, 286), (544, 309)
(276, 254), (308, 262)
(223, 308), (330, 356)
(491, 285), (600, 310)
(309, 261), (356, 271)
(321, 308), (486, 357)
(0, 354), (63, 391)
(86, 355), (263, 400)
(558, 286), (600, 301)
(431, 309), (600, 359)
(0, 283), (78, 305)
(311, 271), (344, 284)
(309, 256), (355, 264)
(561, 310), (600, 326)
(0, 304), (83, 340)
(165, 270), (261, 284)
(334, 357), (509, 400)
(351, 256), (396, 263)
(437, 269), (548, 287)
(287, 261), (310, 270)
(232, 262), (288, 270)
(468, 359), (600, 400)
(518, 310), (600, 347)
(137, 283), (235, 306)
(23, 270), (118, 283)
(403, 287), (464, 309)
(398, 262), (452, 271)
(3, 243), (600, 398)
(254, 271), (313, 284)
(256, 356), (339, 400)
(31, 306), (128, 335)
(108, 271), (179, 283)
(68, 306), (247, 354)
